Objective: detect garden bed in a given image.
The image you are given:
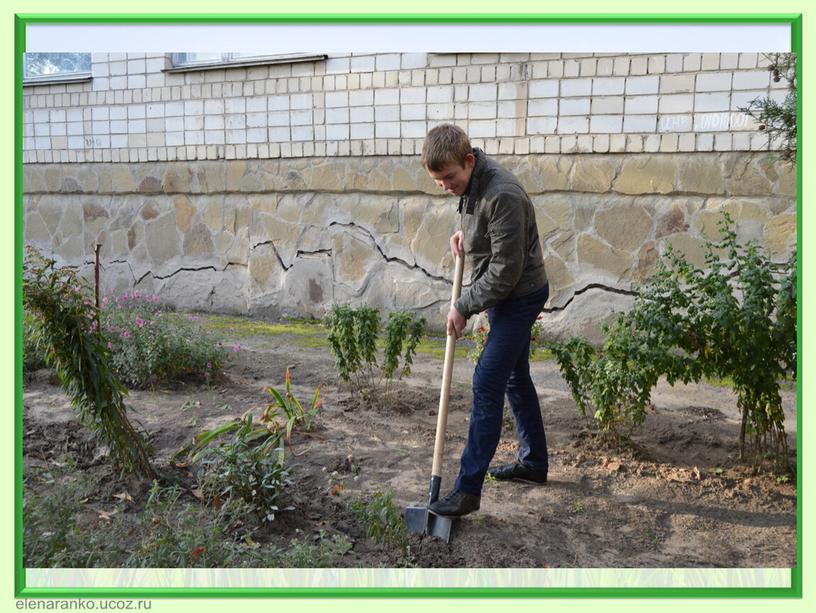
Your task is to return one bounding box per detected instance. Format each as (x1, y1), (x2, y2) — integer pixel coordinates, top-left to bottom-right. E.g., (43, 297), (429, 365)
(23, 313), (797, 568)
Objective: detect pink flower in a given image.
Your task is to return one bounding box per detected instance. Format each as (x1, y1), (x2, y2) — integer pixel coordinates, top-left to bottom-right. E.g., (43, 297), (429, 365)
(153, 294), (159, 304)
(206, 362), (212, 369)
(136, 317), (145, 328)
(107, 341), (113, 350)
(133, 290), (140, 300)
(122, 292), (129, 301)
(102, 297), (109, 306)
(122, 330), (131, 339)
(233, 343), (241, 352)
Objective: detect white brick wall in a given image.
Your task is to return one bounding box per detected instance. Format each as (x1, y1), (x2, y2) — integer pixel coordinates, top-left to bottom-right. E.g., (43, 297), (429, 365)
(22, 52), (789, 162)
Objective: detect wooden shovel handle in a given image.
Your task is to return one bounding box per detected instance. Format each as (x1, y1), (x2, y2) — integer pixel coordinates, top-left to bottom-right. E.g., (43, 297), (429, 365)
(431, 254), (465, 478)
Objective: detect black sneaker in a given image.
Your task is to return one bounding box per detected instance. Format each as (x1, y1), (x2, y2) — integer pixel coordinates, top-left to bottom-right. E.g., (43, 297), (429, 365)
(428, 489), (481, 517)
(488, 462), (548, 484)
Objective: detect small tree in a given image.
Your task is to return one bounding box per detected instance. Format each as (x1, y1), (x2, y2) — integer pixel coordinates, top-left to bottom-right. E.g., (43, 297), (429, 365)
(23, 247), (155, 478)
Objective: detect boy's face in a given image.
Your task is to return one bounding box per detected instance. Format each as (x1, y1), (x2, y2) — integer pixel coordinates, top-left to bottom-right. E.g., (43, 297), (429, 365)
(426, 153), (476, 197)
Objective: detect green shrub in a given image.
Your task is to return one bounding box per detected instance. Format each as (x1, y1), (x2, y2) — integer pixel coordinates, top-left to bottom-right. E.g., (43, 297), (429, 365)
(22, 311), (48, 372)
(101, 293), (227, 388)
(551, 214), (796, 471)
(349, 490), (410, 555)
(326, 306), (425, 403)
(197, 416), (292, 523)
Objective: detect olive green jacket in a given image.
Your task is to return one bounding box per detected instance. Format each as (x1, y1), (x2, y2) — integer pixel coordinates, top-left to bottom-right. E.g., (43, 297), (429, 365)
(454, 149), (548, 318)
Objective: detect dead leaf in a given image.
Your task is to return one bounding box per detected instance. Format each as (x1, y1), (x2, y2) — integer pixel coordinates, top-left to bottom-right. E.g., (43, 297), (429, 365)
(114, 491), (134, 503)
(191, 489), (203, 499)
(213, 494), (222, 511)
(330, 483), (344, 496)
(98, 510), (117, 521)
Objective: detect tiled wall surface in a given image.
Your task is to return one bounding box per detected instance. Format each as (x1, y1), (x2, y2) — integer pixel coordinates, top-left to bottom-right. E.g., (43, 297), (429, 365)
(23, 52), (789, 163)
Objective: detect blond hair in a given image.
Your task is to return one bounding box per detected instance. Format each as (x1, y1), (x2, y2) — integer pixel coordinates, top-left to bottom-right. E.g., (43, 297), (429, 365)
(420, 123), (471, 171)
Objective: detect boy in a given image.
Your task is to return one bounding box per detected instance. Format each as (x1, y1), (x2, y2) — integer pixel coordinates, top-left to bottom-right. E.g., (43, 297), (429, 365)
(421, 124), (550, 516)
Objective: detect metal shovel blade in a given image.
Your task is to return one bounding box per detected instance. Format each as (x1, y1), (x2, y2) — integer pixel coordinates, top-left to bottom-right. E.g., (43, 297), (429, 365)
(404, 505), (455, 543)
(404, 505), (428, 535)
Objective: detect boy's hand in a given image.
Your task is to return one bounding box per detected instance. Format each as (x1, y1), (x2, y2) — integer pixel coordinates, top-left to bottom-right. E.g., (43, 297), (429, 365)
(447, 306), (466, 339)
(450, 231), (464, 259)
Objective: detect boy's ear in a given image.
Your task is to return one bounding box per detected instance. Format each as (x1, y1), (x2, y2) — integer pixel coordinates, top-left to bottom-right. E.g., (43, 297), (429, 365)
(465, 152), (476, 170)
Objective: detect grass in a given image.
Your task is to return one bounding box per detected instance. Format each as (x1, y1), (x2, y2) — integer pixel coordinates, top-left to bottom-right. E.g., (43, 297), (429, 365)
(24, 458), (357, 568)
(203, 314), (329, 348)
(276, 531), (353, 567)
(200, 313), (557, 364)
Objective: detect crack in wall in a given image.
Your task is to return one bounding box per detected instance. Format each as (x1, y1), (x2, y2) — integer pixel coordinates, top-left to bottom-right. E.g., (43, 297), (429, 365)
(543, 283), (639, 313)
(147, 265), (219, 281)
(250, 239), (292, 271)
(296, 248), (332, 258)
(328, 220), (450, 284)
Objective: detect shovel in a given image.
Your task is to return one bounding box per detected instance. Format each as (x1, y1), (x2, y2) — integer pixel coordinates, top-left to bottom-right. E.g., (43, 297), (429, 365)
(404, 253), (465, 543)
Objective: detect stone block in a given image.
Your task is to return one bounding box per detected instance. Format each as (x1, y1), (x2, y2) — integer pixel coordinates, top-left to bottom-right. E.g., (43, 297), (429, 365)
(543, 254), (574, 294)
(183, 223), (215, 257)
(724, 155), (774, 196)
(144, 213), (181, 265)
(571, 157), (616, 193)
(764, 214), (796, 257)
(248, 242), (284, 291)
(332, 229), (382, 292)
(613, 156), (675, 194)
(676, 155), (726, 195)
(577, 233), (634, 281)
(24, 213), (51, 244)
(281, 254), (334, 318)
(661, 233), (708, 270)
(174, 194), (196, 232)
(594, 202), (653, 252)
(410, 200), (457, 273)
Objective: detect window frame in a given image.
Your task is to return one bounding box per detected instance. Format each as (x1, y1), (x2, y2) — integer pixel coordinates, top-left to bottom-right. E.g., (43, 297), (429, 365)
(165, 52), (327, 73)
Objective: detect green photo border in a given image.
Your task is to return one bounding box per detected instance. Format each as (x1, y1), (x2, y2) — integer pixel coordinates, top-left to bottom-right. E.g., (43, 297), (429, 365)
(13, 11), (803, 600)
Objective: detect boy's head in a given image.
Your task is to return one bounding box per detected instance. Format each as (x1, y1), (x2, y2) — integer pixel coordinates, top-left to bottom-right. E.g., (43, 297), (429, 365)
(421, 123), (476, 197)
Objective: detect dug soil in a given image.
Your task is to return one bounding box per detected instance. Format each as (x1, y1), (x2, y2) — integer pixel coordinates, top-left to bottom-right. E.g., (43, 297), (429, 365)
(23, 315), (797, 569)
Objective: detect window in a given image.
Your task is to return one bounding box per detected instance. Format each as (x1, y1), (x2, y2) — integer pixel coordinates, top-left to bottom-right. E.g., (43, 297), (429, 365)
(168, 52), (326, 72)
(23, 52), (92, 84)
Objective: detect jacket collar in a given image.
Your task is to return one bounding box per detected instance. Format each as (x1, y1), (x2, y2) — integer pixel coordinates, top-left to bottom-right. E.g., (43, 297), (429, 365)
(458, 148), (486, 215)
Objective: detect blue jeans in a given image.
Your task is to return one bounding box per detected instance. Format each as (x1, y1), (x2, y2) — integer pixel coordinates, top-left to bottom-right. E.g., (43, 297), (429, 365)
(455, 283), (550, 495)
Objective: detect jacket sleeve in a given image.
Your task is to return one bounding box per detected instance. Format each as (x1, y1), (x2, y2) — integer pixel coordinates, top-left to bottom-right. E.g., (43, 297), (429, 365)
(454, 190), (527, 317)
